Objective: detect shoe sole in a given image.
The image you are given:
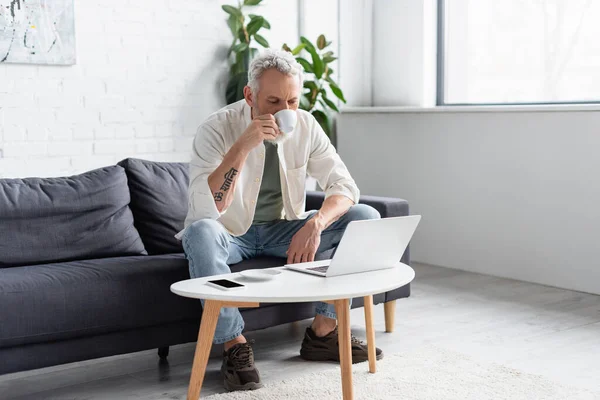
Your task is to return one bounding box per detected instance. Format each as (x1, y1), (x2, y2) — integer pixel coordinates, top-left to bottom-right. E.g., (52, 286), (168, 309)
(224, 379), (264, 392)
(300, 348), (384, 364)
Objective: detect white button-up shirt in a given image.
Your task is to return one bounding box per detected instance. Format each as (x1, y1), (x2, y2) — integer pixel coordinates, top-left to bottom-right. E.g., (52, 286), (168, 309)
(176, 100), (360, 238)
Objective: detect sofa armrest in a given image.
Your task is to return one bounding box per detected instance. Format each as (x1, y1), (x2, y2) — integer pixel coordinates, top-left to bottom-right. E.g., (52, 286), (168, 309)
(355, 194), (409, 219)
(305, 191), (326, 211)
(305, 191), (409, 218)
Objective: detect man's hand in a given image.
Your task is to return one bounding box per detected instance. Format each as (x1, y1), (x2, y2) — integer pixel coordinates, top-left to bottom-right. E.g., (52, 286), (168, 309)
(286, 220), (322, 264)
(235, 114), (281, 153)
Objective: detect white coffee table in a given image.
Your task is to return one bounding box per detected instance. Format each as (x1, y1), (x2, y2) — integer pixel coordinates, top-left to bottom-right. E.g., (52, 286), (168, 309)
(170, 262), (415, 400)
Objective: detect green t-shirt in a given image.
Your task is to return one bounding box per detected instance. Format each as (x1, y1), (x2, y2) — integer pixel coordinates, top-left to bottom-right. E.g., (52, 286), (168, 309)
(252, 142), (284, 224)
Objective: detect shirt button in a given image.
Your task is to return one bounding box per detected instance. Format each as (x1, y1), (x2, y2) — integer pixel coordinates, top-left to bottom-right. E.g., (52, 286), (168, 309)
(255, 177), (260, 182)
(259, 153), (264, 158)
(251, 200), (256, 204)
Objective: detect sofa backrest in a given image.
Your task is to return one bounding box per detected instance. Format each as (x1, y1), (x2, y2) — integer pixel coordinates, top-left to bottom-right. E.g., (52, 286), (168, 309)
(0, 166), (147, 268)
(118, 158), (189, 255)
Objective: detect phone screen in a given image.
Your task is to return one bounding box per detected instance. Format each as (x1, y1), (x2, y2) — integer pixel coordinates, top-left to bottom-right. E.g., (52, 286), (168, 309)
(208, 279), (244, 288)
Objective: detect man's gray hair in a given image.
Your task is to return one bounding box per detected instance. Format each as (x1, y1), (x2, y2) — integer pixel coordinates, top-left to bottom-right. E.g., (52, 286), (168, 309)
(248, 49), (303, 95)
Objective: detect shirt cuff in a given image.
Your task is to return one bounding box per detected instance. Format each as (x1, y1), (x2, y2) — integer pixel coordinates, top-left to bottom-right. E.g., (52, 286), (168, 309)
(324, 183), (360, 204)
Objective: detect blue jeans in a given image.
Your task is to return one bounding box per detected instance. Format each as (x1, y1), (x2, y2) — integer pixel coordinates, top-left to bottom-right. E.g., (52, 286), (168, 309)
(181, 204), (380, 344)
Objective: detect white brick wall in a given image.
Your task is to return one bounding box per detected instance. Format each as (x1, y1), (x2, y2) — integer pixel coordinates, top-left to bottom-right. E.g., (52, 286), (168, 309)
(0, 0), (299, 178)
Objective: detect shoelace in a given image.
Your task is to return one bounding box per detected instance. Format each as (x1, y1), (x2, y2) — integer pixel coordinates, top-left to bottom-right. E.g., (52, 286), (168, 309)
(330, 328), (365, 347)
(229, 342), (255, 370)
(351, 335), (365, 346)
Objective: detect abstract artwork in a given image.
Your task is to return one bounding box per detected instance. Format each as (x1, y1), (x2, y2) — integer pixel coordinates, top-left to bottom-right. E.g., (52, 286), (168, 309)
(0, 0), (75, 65)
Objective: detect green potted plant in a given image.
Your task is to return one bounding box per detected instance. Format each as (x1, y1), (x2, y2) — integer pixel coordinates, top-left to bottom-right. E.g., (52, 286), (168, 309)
(283, 35), (347, 146)
(222, 0), (271, 104)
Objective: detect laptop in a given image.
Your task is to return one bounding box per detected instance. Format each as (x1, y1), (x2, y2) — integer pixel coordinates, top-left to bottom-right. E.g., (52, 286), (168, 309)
(286, 215), (421, 277)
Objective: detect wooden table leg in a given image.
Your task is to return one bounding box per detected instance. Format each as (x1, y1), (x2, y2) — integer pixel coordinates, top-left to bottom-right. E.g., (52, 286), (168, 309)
(335, 299), (354, 400)
(186, 301), (259, 400)
(363, 295), (377, 373)
(384, 300), (396, 333)
(187, 300), (221, 400)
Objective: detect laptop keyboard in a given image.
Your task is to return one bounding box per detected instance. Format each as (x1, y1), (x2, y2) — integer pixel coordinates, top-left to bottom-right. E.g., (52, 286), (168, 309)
(307, 265), (330, 273)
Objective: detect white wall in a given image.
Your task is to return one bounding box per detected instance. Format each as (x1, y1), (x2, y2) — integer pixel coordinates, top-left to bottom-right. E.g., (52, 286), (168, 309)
(0, 0), (298, 178)
(337, 0), (437, 107)
(339, 0), (373, 106)
(338, 108), (600, 295)
(371, 0), (437, 107)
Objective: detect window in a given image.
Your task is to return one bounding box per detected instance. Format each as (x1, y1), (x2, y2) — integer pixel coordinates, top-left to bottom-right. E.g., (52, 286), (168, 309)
(438, 0), (600, 105)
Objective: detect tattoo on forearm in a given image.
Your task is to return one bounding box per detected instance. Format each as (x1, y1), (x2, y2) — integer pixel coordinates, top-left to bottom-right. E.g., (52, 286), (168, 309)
(220, 168), (238, 191)
(214, 192), (223, 201)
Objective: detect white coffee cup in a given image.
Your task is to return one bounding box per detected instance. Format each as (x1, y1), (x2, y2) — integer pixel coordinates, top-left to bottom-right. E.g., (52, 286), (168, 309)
(274, 109), (297, 134)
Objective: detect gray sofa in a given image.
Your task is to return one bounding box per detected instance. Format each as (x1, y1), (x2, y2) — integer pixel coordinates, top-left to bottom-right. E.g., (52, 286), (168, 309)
(0, 158), (411, 375)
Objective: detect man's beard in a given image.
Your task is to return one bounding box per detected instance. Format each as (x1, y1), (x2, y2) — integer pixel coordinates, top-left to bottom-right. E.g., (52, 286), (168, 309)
(253, 106), (292, 145)
(267, 131), (291, 145)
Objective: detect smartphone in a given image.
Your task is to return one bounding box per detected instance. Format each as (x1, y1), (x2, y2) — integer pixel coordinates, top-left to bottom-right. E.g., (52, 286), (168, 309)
(206, 279), (245, 291)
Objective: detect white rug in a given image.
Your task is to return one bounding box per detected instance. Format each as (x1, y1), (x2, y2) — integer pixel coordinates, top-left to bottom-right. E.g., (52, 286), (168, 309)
(205, 346), (600, 400)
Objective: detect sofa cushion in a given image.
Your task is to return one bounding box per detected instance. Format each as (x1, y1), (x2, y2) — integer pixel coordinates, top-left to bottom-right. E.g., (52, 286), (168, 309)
(0, 254), (292, 348)
(0, 254), (197, 348)
(118, 158), (189, 255)
(0, 166), (146, 268)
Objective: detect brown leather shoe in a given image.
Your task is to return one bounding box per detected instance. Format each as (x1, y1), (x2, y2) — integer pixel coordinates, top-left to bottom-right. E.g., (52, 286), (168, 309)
(221, 342), (263, 391)
(300, 326), (383, 363)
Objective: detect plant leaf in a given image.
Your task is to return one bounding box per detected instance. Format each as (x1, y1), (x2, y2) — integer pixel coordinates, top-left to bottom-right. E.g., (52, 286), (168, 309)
(244, 0), (263, 5)
(310, 51), (324, 79)
(231, 57), (244, 76)
(247, 16), (269, 30)
(311, 110), (331, 137)
(296, 57), (313, 74)
(247, 16), (264, 35)
(325, 41), (332, 48)
(227, 15), (241, 36)
(303, 80), (318, 91)
(329, 83), (347, 103)
(231, 47), (247, 74)
(222, 5), (242, 18)
(325, 76), (336, 85)
(226, 72), (248, 104)
(234, 48), (253, 71)
(323, 55), (337, 64)
(321, 93), (339, 112)
(227, 38), (237, 57)
(300, 37), (323, 78)
(238, 27), (248, 43)
(300, 36), (316, 53)
(253, 34), (269, 48)
(317, 34), (327, 50)
(282, 43), (292, 52)
(249, 47), (259, 60)
(243, 48), (256, 70)
(230, 50), (250, 76)
(318, 98), (329, 110)
(291, 44), (306, 55)
(232, 42), (249, 53)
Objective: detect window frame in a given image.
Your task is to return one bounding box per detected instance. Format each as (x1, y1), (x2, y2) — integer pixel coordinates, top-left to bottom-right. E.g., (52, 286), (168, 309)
(436, 0), (600, 106)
